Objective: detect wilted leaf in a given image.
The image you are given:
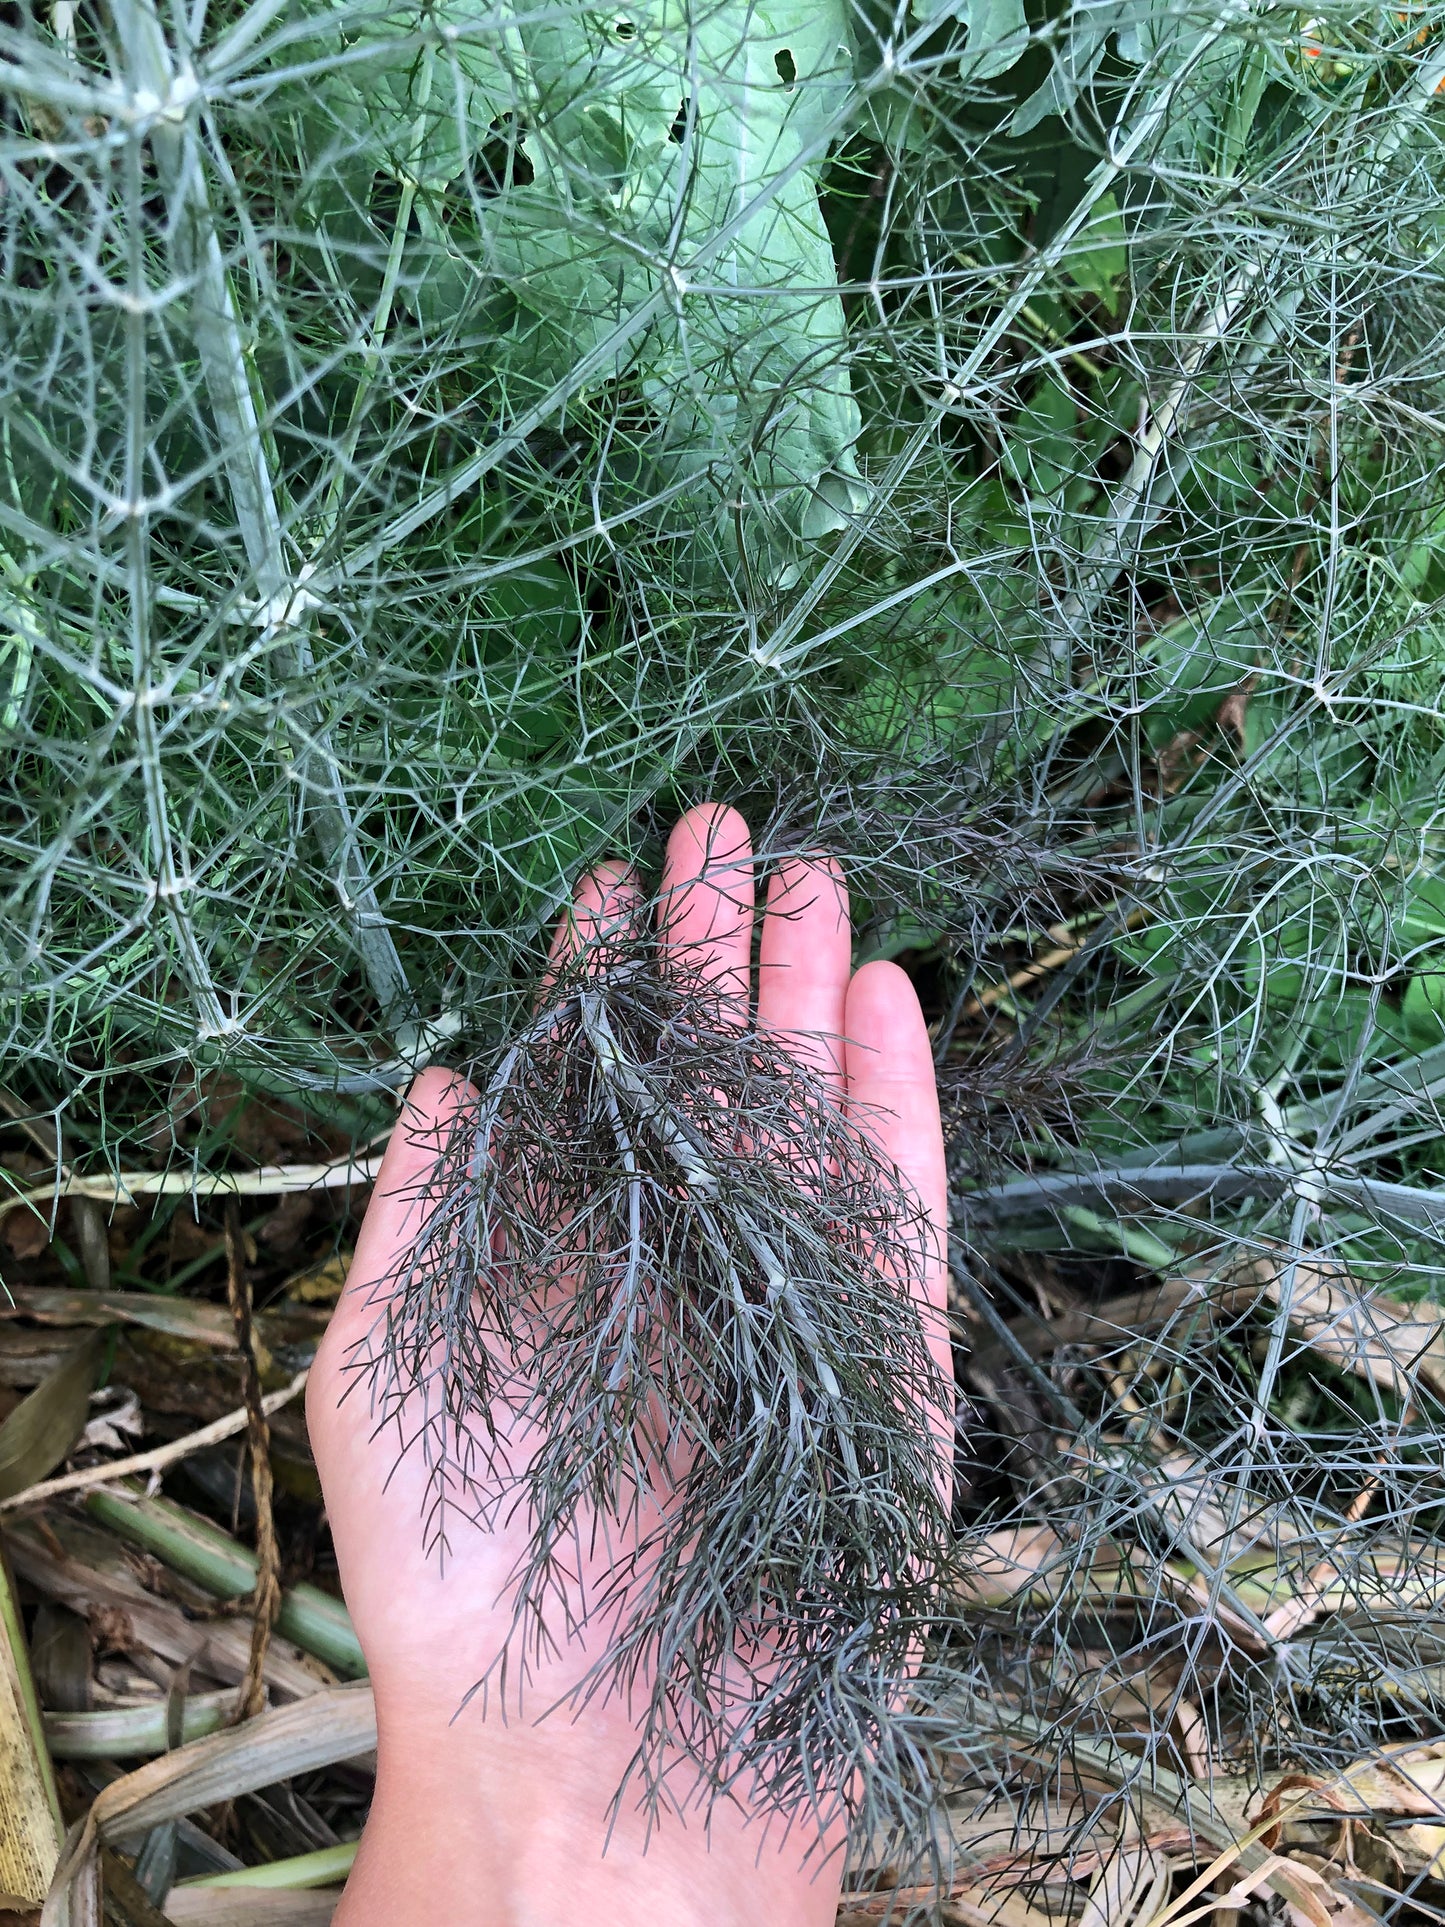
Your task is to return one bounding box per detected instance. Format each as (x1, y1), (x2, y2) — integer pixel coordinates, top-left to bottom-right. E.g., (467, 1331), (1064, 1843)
(165, 1894), (341, 1925)
(1237, 1250), (1445, 1405)
(840, 1885), (1055, 1926)
(1318, 1746), (1445, 1822)
(97, 1844), (172, 1927)
(2, 1203), (49, 1262)
(0, 1335), (101, 1504)
(44, 1684), (376, 1924)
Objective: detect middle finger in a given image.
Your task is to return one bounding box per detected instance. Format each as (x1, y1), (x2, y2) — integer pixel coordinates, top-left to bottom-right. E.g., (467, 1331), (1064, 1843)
(657, 802), (755, 1023)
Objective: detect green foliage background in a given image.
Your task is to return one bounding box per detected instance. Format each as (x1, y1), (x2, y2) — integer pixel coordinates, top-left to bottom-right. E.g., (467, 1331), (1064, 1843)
(6, 0), (1445, 1193)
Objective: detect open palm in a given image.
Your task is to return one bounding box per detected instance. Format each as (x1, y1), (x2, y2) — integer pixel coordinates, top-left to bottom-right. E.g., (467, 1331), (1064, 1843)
(307, 804), (949, 1927)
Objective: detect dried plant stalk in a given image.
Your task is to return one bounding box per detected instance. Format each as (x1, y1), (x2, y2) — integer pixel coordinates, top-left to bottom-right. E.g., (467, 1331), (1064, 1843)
(0, 1539), (62, 1906)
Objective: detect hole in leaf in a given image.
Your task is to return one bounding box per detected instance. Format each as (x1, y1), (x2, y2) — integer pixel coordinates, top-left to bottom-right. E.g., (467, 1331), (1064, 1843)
(614, 16), (636, 36)
(473, 113), (534, 196)
(668, 98), (690, 143)
(775, 47), (797, 87)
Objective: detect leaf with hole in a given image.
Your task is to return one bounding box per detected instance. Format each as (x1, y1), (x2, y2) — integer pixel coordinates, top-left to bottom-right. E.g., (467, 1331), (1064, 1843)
(913, 0), (1030, 80)
(293, 0), (865, 575)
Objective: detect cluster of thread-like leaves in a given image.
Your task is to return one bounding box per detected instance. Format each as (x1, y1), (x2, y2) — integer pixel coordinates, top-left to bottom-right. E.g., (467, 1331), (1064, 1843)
(344, 927), (955, 1825)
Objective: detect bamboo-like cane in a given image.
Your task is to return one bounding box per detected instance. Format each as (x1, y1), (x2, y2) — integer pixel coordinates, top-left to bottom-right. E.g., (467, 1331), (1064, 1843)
(0, 1535), (63, 1906)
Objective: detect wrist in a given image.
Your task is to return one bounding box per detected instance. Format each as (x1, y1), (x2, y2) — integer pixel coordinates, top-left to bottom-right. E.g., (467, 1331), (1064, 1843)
(337, 1684), (845, 1927)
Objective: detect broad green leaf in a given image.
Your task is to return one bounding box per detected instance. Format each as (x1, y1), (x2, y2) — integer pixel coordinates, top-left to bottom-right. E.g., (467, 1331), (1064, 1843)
(477, 552), (583, 754)
(1397, 877), (1445, 1045)
(1396, 876), (1445, 948)
(295, 0), (865, 577)
(484, 554), (580, 665)
(1013, 0), (1226, 140)
(1399, 502), (1445, 598)
(1011, 3), (1123, 137)
(639, 0), (866, 567)
(1004, 375), (1078, 501)
(840, 581), (1029, 757)
(913, 0), (1030, 80)
(1063, 191), (1128, 312)
(1214, 39), (1271, 176)
(845, 649), (1016, 754)
(490, 782), (628, 893)
(1137, 591), (1269, 743)
(1404, 969), (1445, 1045)
(301, 3), (514, 191)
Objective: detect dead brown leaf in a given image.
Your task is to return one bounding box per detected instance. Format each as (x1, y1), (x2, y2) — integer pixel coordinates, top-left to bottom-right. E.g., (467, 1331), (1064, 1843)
(1078, 1830), (1172, 1927)
(1215, 676), (1255, 750)
(96, 1846), (171, 1927)
(0, 1295), (235, 1352)
(254, 1196), (313, 1258)
(198, 1081), (339, 1168)
(1154, 728), (1205, 793)
(993, 1247), (1445, 1412)
(2, 1213), (50, 1264)
(42, 1683), (375, 1924)
(279, 1259), (348, 1309)
(988, 1270), (1241, 1373)
(0, 1547), (61, 1909)
(4, 1519), (335, 1705)
(164, 1896), (339, 1926)
(0, 1340), (102, 1505)
(1234, 1250), (1445, 1404)
(0, 1337), (76, 1395)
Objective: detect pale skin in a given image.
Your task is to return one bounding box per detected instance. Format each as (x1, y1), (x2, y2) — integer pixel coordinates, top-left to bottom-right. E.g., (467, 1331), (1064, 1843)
(307, 803), (950, 1927)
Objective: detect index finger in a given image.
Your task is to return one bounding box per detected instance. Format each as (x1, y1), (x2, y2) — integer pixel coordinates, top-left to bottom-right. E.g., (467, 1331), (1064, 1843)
(320, 1064), (478, 1348)
(545, 858), (641, 987)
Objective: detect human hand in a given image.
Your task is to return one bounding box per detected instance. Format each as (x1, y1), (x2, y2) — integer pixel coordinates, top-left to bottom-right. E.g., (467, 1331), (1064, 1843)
(307, 804), (949, 1927)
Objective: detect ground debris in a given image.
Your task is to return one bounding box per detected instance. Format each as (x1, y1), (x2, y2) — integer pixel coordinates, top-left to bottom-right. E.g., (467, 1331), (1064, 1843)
(3, 1134), (1445, 1924)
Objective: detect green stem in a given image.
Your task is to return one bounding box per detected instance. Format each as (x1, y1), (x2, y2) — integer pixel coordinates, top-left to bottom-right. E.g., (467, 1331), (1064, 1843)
(84, 1487), (366, 1679)
(177, 1840), (359, 1891)
(44, 1693), (233, 1760)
